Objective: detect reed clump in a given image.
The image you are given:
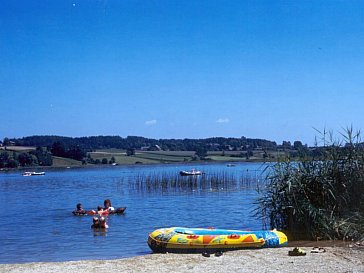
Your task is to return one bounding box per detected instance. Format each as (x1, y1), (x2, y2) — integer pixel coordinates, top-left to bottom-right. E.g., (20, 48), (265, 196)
(129, 170), (264, 194)
(257, 128), (364, 240)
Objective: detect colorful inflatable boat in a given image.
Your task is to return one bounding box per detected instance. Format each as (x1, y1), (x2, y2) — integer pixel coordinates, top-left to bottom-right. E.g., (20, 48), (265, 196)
(148, 227), (288, 253)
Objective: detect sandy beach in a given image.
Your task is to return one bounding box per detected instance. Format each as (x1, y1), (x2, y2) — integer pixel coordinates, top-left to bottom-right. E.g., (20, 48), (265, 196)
(1, 246), (363, 273)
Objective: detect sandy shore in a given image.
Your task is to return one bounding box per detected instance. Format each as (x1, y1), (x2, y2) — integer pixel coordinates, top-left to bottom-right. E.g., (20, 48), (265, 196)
(1, 246), (363, 273)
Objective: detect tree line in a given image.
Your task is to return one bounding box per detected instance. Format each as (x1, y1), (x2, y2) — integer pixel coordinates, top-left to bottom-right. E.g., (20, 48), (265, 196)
(4, 135), (280, 151)
(0, 147), (53, 168)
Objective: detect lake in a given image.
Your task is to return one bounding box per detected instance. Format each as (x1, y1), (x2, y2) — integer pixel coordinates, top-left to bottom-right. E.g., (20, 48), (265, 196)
(0, 162), (269, 264)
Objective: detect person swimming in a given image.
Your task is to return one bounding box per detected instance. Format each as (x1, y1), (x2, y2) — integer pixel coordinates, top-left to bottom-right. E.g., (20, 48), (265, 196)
(72, 203), (87, 215)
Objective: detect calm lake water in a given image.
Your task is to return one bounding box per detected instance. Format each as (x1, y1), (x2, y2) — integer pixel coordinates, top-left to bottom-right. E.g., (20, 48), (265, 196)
(0, 162), (269, 264)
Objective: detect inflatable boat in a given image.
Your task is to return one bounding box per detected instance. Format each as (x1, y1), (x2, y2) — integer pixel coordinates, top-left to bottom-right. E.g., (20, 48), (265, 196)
(148, 227), (288, 253)
(72, 207), (126, 216)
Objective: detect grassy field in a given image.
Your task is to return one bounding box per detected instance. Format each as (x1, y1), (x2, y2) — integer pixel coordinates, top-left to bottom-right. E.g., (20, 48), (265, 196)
(87, 149), (285, 164)
(0, 146), (36, 152)
(89, 150), (196, 164)
(134, 151), (195, 162)
(91, 149), (126, 154)
(89, 152), (157, 164)
(52, 156), (83, 167)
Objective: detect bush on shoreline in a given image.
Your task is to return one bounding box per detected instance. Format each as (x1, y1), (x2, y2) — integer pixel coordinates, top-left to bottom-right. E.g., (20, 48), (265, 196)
(257, 128), (364, 241)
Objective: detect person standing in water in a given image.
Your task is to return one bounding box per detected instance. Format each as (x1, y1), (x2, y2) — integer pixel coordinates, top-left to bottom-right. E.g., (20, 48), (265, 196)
(99, 217), (109, 229)
(91, 216), (109, 229)
(103, 199), (115, 212)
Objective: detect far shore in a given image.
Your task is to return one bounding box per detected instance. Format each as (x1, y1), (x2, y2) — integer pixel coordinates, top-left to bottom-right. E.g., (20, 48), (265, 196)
(1, 246), (363, 273)
(0, 145), (279, 172)
(0, 159), (269, 173)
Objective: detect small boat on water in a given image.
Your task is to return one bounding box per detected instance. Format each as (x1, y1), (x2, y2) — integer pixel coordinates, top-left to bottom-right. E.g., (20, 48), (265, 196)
(179, 169), (203, 176)
(22, 171), (45, 176)
(148, 227), (288, 253)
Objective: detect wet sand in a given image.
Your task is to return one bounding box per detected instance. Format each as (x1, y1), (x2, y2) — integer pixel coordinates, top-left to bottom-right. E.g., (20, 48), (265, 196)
(1, 246), (363, 273)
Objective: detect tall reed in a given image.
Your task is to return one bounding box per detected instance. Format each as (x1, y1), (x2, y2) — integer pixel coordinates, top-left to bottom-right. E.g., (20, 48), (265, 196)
(257, 127), (364, 240)
(129, 170), (265, 194)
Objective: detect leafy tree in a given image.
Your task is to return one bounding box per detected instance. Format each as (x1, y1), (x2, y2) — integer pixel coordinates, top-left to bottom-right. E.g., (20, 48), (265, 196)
(195, 146), (207, 158)
(126, 148), (135, 156)
(31, 147), (53, 166)
(18, 153), (35, 166)
(282, 141), (291, 148)
(86, 154), (95, 164)
(7, 159), (18, 168)
(66, 146), (85, 161)
(0, 152), (9, 168)
(293, 141), (303, 149)
(3, 138), (10, 146)
(51, 141), (66, 157)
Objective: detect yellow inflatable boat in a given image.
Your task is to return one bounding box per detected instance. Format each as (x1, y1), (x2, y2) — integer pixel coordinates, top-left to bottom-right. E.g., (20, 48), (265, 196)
(148, 227), (288, 253)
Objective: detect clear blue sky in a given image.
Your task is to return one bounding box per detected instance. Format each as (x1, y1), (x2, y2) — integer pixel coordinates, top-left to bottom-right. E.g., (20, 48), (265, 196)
(1, 1), (364, 146)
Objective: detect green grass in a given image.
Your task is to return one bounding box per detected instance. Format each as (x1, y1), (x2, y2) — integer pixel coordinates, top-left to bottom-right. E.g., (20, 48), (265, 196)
(0, 146), (36, 152)
(134, 151), (193, 162)
(93, 149), (126, 154)
(90, 150), (196, 164)
(142, 151), (196, 156)
(89, 152), (160, 164)
(52, 156), (83, 167)
(206, 156), (242, 161)
(91, 152), (124, 158)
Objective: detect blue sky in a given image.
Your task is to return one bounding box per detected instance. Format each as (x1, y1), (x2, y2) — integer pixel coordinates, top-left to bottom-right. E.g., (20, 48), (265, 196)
(1, 1), (364, 146)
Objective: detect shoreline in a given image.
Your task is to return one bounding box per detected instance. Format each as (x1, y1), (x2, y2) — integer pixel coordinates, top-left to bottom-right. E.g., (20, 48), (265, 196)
(1, 246), (363, 273)
(0, 159), (268, 174)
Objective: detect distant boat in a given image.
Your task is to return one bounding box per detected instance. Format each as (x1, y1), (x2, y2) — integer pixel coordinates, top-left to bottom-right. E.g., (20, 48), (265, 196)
(22, 171), (45, 176)
(227, 164), (236, 167)
(179, 169), (202, 176)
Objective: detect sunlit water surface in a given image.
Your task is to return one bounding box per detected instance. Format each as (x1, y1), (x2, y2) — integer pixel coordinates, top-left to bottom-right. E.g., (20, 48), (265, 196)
(0, 162), (268, 263)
